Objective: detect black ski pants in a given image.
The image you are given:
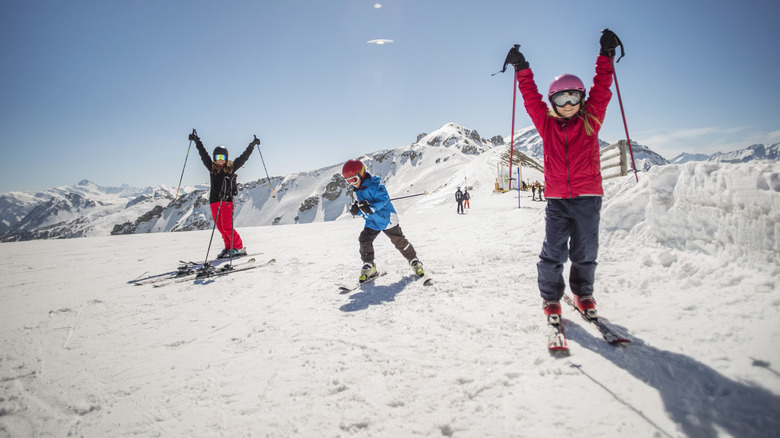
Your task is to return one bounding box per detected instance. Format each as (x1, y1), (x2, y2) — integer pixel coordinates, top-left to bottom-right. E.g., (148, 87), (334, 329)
(359, 225), (417, 264)
(537, 197), (602, 301)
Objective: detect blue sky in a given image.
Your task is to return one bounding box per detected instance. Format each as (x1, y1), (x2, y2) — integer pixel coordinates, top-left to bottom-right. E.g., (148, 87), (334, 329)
(1, 0), (778, 193)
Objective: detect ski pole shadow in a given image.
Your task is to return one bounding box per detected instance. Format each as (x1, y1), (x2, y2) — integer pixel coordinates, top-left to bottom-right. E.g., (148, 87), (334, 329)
(565, 324), (780, 438)
(339, 277), (415, 313)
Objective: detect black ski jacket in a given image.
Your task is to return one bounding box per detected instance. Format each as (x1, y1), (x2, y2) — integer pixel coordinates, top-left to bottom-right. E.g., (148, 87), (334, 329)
(195, 139), (254, 203)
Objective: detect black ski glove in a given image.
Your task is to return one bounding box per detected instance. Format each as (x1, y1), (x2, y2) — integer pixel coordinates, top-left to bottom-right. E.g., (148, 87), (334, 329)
(503, 44), (529, 72)
(250, 136), (260, 147)
(188, 133), (200, 142)
(358, 201), (372, 214)
(600, 28), (621, 58)
(349, 201), (360, 215)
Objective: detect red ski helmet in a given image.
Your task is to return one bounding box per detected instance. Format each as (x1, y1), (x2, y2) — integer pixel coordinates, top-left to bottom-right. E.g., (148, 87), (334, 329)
(548, 74), (586, 102)
(342, 159), (366, 182)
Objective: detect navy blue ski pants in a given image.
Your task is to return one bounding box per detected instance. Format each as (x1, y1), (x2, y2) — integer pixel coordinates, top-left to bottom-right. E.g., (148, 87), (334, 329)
(537, 196), (602, 301)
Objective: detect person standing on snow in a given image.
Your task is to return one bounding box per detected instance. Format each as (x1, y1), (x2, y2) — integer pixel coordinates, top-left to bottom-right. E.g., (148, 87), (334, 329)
(342, 159), (424, 282)
(455, 187), (465, 214)
(503, 29), (621, 324)
(189, 132), (259, 258)
(464, 190), (471, 209)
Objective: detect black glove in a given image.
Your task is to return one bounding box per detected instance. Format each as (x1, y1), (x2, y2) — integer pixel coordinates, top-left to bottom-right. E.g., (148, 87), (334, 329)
(188, 133), (200, 142)
(358, 201), (372, 214)
(250, 136), (261, 147)
(349, 201), (360, 215)
(600, 28), (621, 58)
(504, 44), (530, 72)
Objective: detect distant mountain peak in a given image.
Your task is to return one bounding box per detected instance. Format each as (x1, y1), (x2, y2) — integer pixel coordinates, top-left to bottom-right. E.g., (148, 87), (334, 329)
(671, 143), (779, 164)
(414, 123), (494, 155)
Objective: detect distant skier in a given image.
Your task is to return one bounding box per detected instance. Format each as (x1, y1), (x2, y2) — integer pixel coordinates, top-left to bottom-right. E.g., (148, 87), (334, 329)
(531, 182), (538, 201)
(342, 159), (424, 282)
(503, 28), (621, 323)
(464, 190), (471, 209)
(189, 132), (259, 258)
(455, 187), (464, 214)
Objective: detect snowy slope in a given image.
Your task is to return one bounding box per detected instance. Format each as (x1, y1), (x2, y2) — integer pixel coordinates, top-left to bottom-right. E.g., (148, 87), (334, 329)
(1, 160), (778, 438)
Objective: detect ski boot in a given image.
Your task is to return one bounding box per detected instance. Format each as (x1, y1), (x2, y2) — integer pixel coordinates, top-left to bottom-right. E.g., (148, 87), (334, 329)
(217, 248), (230, 259)
(410, 258), (424, 277)
(359, 262), (377, 283)
(226, 248), (247, 258)
(573, 295), (598, 320)
(544, 300), (562, 325)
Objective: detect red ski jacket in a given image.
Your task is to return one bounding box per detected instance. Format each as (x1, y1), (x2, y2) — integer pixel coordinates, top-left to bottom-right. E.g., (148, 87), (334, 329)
(516, 55), (614, 199)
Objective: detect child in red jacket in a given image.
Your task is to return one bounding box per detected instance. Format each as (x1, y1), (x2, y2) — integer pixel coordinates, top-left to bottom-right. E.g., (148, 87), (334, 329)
(504, 29), (621, 324)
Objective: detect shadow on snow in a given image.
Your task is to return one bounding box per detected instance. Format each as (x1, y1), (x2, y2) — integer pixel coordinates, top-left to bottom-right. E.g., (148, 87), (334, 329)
(565, 323), (780, 438)
(339, 276), (418, 312)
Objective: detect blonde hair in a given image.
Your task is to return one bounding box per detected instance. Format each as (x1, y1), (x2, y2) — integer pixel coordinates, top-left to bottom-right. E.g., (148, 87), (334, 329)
(548, 105), (602, 136)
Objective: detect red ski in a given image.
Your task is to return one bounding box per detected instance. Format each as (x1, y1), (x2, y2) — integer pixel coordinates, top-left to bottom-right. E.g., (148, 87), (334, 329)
(562, 295), (631, 344)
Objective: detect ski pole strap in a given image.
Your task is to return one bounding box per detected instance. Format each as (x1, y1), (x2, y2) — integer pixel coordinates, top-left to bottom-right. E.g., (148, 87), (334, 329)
(492, 44), (521, 76)
(615, 36), (625, 63)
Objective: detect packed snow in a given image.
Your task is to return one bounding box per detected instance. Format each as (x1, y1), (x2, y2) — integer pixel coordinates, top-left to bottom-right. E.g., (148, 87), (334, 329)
(1, 157), (779, 437)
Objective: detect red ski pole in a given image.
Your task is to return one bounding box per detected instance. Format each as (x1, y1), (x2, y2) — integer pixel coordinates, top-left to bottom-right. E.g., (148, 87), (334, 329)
(493, 44), (522, 190)
(612, 62), (638, 182)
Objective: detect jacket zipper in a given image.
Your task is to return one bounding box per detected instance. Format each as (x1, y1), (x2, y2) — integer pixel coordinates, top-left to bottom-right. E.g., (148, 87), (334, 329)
(562, 120), (572, 197)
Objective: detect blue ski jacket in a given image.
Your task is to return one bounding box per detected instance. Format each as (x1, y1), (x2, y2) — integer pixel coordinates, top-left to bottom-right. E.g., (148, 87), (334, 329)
(354, 175), (399, 231)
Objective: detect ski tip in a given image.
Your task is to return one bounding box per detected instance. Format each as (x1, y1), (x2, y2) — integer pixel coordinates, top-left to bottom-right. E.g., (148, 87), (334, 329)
(423, 278), (435, 286)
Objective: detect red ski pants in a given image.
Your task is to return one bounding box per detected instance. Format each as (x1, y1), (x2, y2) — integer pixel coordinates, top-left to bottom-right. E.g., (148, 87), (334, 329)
(210, 201), (243, 250)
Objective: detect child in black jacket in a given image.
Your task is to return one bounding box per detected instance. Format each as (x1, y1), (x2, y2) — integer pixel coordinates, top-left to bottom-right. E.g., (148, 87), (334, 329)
(189, 132), (258, 258)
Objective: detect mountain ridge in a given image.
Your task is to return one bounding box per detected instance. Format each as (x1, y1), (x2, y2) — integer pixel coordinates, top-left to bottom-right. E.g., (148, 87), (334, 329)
(1, 123), (776, 242)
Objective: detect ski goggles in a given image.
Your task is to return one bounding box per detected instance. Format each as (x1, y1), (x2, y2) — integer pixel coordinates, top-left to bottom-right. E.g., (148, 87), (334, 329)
(213, 154), (226, 161)
(344, 175), (361, 185)
(551, 90), (583, 107)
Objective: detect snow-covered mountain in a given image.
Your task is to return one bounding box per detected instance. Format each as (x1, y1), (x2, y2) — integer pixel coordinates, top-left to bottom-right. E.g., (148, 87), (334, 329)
(710, 143), (780, 163)
(111, 123), (534, 237)
(502, 126), (669, 172)
(669, 152), (711, 165)
(671, 143), (780, 164)
(0, 180), (191, 241)
(2, 123), (537, 242)
(626, 141), (670, 171)
(2, 122), (771, 243)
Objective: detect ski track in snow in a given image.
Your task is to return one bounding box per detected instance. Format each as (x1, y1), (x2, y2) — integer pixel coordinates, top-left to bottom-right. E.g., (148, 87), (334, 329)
(1, 161), (779, 437)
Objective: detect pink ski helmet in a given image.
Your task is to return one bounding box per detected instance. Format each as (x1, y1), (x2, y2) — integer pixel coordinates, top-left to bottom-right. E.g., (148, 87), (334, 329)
(548, 74), (586, 102)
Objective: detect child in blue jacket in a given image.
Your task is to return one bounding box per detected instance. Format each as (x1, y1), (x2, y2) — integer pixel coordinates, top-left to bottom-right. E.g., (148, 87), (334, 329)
(342, 159), (424, 282)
